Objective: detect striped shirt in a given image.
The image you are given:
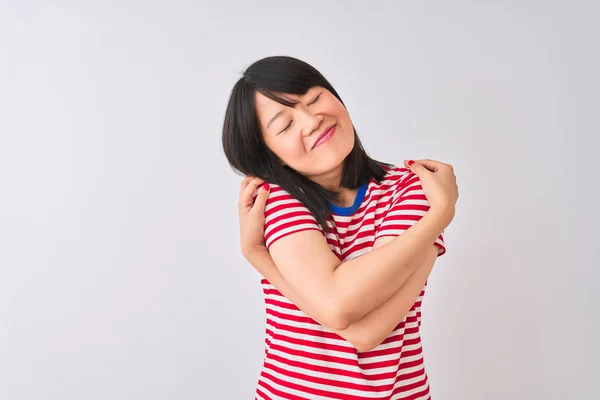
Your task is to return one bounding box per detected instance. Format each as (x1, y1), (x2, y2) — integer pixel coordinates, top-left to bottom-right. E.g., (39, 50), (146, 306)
(256, 165), (446, 400)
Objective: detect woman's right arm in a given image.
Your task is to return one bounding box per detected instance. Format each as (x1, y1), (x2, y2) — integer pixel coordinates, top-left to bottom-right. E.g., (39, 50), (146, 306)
(268, 204), (450, 331)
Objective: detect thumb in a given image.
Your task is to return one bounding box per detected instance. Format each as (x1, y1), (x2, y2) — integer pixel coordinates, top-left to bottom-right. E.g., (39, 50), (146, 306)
(251, 183), (270, 213)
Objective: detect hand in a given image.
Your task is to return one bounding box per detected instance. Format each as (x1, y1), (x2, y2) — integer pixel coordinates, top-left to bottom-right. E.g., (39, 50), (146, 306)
(238, 176), (271, 259)
(403, 159), (459, 223)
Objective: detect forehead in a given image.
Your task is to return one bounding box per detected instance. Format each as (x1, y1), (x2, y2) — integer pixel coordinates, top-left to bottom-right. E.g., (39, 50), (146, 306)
(254, 88), (317, 119)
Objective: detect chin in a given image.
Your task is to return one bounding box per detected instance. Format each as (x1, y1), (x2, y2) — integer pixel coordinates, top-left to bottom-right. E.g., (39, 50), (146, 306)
(298, 134), (354, 177)
(306, 152), (351, 177)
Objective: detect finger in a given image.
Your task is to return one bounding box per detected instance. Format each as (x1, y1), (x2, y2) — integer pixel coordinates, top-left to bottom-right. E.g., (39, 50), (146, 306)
(240, 175), (254, 191)
(413, 159), (449, 172)
(418, 159), (456, 174)
(250, 183), (270, 214)
(404, 160), (432, 176)
(238, 177), (252, 212)
(238, 176), (261, 206)
(404, 159), (437, 171)
(238, 177), (265, 212)
(404, 159), (449, 173)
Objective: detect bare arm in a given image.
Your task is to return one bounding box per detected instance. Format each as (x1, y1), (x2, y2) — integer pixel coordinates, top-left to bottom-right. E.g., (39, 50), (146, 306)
(246, 238), (439, 352)
(334, 239), (439, 351)
(267, 207), (449, 330)
(238, 161), (457, 332)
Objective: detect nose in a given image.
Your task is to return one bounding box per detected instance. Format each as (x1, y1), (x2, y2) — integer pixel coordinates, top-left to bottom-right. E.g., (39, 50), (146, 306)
(298, 109), (323, 137)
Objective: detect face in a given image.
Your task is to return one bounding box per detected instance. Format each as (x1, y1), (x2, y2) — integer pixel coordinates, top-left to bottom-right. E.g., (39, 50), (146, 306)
(255, 86), (355, 181)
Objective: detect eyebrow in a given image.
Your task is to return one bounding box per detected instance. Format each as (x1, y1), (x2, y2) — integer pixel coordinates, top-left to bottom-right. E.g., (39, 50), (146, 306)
(264, 89), (317, 129)
(267, 110), (285, 129)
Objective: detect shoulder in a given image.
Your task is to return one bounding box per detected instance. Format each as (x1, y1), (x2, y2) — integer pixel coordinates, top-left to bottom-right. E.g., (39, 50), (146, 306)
(253, 182), (304, 210)
(263, 183), (309, 213)
(374, 164), (420, 194)
(262, 183), (323, 248)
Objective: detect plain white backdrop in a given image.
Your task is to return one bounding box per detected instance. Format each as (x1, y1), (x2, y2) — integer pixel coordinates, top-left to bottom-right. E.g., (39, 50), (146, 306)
(1, 1), (598, 399)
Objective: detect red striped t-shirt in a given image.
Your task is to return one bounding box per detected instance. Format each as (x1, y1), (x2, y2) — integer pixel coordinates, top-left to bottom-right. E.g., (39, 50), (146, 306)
(256, 165), (446, 400)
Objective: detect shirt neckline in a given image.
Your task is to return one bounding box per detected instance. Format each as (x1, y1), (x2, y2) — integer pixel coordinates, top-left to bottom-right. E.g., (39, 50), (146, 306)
(328, 184), (368, 216)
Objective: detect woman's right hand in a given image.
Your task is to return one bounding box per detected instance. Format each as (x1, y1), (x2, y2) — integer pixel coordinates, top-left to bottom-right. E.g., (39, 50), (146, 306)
(403, 159), (459, 224)
(238, 176), (270, 260)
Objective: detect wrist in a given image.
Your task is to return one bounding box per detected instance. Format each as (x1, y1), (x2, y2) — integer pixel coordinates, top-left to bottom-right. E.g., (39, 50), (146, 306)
(242, 245), (269, 262)
(427, 204), (455, 229)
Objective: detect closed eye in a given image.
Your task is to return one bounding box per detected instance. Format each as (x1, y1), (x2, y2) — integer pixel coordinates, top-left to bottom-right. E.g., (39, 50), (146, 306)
(308, 93), (321, 106)
(278, 120), (293, 135)
(277, 93), (321, 134)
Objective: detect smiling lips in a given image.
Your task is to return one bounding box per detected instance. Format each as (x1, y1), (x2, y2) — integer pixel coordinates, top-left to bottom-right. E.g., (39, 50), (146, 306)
(312, 124), (337, 149)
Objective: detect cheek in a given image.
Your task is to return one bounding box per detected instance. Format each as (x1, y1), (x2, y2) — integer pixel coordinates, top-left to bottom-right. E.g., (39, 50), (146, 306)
(325, 100), (352, 126)
(282, 135), (306, 158)
(267, 135), (305, 165)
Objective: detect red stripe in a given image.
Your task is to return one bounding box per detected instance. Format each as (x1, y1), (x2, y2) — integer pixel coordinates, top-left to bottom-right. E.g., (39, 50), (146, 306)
(263, 360), (397, 393)
(268, 342), (357, 366)
(264, 318), (343, 341)
(340, 239), (376, 259)
(265, 227), (322, 249)
(358, 357), (405, 370)
(391, 373), (429, 396)
(338, 227), (378, 242)
(381, 328), (421, 347)
(265, 308), (320, 327)
(267, 352), (398, 382)
(266, 208), (315, 224)
(265, 337), (425, 375)
(358, 338), (421, 359)
(266, 329), (355, 354)
(395, 366), (426, 384)
(257, 379), (311, 400)
(265, 216), (319, 236)
(265, 297), (302, 311)
(254, 387), (272, 400)
(261, 370), (389, 400)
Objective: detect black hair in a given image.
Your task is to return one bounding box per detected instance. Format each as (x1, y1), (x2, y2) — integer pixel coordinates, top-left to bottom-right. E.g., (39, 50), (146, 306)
(222, 55), (387, 230)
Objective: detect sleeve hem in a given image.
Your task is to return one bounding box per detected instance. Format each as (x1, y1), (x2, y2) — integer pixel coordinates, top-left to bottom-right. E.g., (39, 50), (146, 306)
(374, 234), (446, 257)
(265, 227), (323, 250)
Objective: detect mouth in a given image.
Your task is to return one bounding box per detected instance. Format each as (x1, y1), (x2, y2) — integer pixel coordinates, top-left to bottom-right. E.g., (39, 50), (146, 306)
(312, 124), (337, 149)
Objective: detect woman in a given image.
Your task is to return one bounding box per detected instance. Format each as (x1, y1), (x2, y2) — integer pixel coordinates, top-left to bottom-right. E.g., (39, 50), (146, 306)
(222, 56), (458, 400)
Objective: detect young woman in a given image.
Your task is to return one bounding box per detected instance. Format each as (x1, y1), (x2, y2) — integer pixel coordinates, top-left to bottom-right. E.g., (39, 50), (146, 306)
(222, 56), (458, 400)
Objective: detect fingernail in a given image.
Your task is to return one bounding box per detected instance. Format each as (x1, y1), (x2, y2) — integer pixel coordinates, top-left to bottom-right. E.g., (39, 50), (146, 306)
(407, 160), (415, 166)
(263, 183), (270, 191)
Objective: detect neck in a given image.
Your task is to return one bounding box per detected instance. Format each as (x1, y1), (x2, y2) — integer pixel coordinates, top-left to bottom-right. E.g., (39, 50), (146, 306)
(308, 164), (343, 191)
(308, 164), (357, 208)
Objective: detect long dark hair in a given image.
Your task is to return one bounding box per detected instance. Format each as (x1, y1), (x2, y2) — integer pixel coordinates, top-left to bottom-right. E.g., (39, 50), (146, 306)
(222, 56), (387, 229)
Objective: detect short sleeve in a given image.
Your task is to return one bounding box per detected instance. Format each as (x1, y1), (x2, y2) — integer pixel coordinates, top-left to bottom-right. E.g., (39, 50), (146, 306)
(262, 185), (323, 249)
(375, 171), (446, 256)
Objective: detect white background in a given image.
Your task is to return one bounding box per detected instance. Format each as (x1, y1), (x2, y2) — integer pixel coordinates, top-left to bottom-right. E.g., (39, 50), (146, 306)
(1, 1), (598, 399)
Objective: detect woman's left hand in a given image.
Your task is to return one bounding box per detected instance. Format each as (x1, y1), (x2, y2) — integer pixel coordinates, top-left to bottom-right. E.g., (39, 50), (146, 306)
(238, 176), (271, 258)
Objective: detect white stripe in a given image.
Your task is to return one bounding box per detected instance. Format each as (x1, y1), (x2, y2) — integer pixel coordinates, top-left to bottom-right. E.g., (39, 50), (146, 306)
(264, 318), (351, 350)
(264, 338), (425, 375)
(265, 334), (359, 363)
(265, 222), (320, 246)
(391, 378), (430, 399)
(258, 373), (323, 399)
(357, 344), (424, 366)
(262, 360), (391, 398)
(267, 352), (427, 390)
(369, 331), (421, 351)
(267, 355), (397, 388)
(266, 346), (370, 374)
(342, 245), (372, 261)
